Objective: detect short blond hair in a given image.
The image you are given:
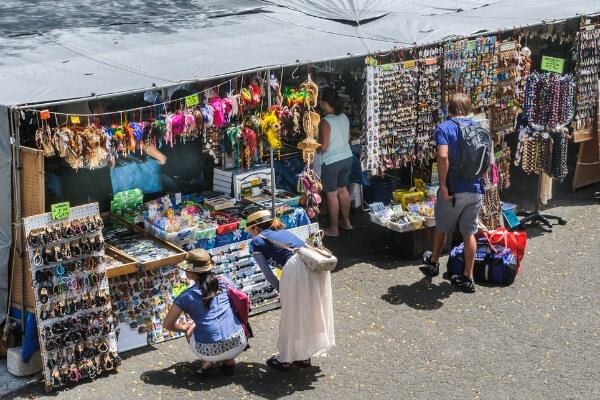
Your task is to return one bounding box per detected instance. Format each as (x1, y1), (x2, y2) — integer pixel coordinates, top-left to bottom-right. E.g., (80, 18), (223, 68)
(448, 93), (472, 116)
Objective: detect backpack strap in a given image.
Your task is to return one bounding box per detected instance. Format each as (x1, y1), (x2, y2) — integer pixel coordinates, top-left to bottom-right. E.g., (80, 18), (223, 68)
(258, 234), (297, 253)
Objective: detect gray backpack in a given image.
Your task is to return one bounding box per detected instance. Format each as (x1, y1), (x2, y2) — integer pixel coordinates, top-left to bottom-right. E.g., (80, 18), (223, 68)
(451, 118), (492, 180)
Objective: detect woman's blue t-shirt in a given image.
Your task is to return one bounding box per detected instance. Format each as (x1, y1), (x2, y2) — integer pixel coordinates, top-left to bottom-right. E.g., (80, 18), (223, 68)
(173, 276), (242, 343)
(249, 229), (304, 268)
(435, 118), (485, 194)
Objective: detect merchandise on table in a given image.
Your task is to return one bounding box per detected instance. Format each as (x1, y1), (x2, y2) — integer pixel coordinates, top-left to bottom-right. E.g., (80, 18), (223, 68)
(368, 202), (426, 232)
(108, 266), (191, 352)
(23, 204), (119, 392)
(102, 215), (185, 267)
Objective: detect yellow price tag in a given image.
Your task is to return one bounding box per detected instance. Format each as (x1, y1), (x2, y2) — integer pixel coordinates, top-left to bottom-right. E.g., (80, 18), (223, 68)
(274, 268), (282, 279)
(185, 94), (199, 107)
(403, 60), (415, 68)
(70, 115), (81, 124)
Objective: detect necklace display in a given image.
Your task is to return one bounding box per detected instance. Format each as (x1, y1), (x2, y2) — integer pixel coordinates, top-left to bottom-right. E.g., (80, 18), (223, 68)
(443, 36), (498, 109)
(522, 72), (575, 129)
(573, 21), (600, 131)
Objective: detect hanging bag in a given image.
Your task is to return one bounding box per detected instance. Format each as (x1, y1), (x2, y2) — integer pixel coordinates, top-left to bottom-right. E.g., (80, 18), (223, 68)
(259, 232), (338, 272)
(479, 227), (527, 273)
(218, 278), (253, 342)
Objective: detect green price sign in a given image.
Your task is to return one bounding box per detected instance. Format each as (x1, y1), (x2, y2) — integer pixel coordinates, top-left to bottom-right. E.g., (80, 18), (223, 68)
(185, 94), (199, 107)
(51, 202), (71, 220)
(541, 56), (565, 74)
(380, 64), (392, 71)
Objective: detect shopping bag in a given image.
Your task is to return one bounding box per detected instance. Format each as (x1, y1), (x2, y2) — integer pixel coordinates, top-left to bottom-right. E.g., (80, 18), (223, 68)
(479, 228), (527, 273)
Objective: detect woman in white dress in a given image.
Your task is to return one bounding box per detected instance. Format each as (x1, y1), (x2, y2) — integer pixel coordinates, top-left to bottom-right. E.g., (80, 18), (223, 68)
(245, 210), (335, 370)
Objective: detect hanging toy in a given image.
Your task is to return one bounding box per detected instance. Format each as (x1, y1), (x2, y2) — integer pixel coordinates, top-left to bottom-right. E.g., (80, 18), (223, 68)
(241, 126), (257, 169)
(299, 76), (319, 108)
(248, 80), (262, 107)
(240, 88), (252, 105)
(225, 125), (241, 156)
(260, 110), (281, 150)
(226, 92), (239, 120)
(210, 98), (226, 128)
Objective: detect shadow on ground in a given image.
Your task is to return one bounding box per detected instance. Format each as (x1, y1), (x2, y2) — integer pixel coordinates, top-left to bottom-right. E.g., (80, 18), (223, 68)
(381, 275), (455, 310)
(140, 361), (323, 399)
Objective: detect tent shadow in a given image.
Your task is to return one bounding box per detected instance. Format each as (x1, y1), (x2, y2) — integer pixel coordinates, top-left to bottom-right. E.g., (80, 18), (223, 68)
(140, 360), (323, 399)
(381, 276), (454, 310)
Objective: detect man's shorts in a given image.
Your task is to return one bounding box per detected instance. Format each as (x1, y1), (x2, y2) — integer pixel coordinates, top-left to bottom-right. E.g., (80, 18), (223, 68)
(434, 191), (482, 235)
(321, 157), (352, 193)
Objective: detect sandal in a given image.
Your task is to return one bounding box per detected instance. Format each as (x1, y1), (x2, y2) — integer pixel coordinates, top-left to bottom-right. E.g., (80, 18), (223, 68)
(266, 355), (291, 371)
(322, 229), (339, 238)
(196, 364), (215, 376)
(293, 358), (311, 368)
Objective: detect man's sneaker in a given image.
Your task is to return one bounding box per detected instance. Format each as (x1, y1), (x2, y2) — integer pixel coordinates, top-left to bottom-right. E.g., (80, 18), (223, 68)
(420, 251), (439, 276)
(451, 274), (476, 293)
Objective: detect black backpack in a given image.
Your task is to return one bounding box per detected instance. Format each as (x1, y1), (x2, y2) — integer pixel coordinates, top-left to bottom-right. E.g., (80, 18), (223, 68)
(451, 118), (492, 180)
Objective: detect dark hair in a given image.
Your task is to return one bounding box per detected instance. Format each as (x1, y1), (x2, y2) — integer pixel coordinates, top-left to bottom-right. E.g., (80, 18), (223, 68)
(448, 93), (472, 116)
(320, 88), (345, 115)
(192, 271), (220, 308)
(255, 218), (286, 232)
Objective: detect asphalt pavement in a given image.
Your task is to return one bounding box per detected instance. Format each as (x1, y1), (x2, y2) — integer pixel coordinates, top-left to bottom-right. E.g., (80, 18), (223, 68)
(3, 169), (600, 400)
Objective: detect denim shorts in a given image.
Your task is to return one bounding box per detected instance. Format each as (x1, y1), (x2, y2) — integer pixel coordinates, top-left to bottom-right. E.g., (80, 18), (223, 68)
(434, 191), (482, 235)
(321, 157), (352, 193)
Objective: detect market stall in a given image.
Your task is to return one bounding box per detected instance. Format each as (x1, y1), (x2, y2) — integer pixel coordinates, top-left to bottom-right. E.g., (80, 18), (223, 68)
(2, 0), (600, 391)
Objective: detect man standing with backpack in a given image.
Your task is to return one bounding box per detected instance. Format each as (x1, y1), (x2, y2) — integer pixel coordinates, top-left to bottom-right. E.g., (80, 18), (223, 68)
(421, 93), (492, 293)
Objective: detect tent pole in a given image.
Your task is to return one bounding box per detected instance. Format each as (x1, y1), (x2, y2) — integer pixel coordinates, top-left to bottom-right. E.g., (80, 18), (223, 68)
(9, 108), (25, 337)
(267, 69), (276, 218)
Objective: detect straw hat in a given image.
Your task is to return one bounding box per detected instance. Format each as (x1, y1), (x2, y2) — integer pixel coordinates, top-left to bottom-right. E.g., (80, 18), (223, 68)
(244, 210), (274, 232)
(179, 249), (214, 273)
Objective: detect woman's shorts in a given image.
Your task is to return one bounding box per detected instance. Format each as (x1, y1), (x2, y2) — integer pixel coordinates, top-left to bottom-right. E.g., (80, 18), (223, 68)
(321, 157), (352, 192)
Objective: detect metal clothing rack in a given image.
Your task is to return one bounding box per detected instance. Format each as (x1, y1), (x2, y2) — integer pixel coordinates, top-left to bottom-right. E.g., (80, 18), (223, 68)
(515, 172), (567, 232)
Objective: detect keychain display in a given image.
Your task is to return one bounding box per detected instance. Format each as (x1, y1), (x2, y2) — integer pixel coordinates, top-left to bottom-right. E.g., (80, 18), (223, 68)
(573, 21), (600, 131)
(362, 54), (442, 174)
(108, 266), (191, 352)
(443, 36), (498, 109)
(416, 53), (443, 160)
(491, 40), (524, 146)
(24, 205), (118, 392)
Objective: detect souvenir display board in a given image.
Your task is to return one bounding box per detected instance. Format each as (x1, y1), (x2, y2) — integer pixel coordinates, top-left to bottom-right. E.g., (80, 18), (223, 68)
(443, 36), (499, 109)
(23, 203), (120, 392)
(108, 265), (191, 353)
(573, 21), (600, 140)
(208, 222), (320, 316)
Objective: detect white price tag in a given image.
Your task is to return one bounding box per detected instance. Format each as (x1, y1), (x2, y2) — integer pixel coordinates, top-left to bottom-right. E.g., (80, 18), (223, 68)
(175, 193), (182, 205)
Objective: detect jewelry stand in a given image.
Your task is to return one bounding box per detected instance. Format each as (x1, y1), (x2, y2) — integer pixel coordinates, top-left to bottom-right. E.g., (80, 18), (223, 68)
(515, 172), (567, 232)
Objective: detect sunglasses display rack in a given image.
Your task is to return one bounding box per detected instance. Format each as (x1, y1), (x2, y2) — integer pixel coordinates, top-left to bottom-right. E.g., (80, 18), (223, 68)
(573, 22), (600, 134)
(208, 222), (320, 316)
(443, 36), (499, 109)
(108, 265), (192, 352)
(23, 203), (119, 392)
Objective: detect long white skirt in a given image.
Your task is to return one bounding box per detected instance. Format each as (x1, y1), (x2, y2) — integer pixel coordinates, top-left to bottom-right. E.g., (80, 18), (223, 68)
(277, 254), (335, 363)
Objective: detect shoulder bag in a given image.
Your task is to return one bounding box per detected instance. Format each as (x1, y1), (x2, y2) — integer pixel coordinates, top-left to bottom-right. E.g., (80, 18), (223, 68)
(259, 231), (338, 272)
(218, 278), (253, 341)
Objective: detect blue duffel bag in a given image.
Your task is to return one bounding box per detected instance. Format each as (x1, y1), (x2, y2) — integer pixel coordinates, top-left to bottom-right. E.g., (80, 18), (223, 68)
(447, 237), (517, 285)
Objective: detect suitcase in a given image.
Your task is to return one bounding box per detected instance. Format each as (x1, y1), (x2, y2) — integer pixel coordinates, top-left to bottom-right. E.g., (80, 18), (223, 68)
(447, 238), (517, 285)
